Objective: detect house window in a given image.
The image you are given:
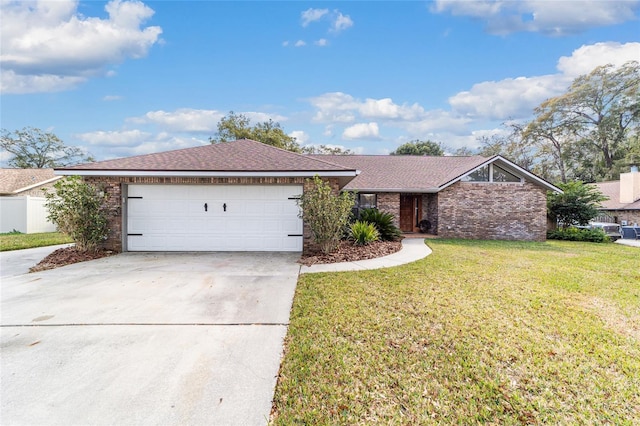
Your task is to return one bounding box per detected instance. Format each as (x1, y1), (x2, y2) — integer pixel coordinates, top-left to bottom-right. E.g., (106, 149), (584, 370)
(353, 193), (377, 218)
(462, 165), (490, 182)
(462, 164), (522, 183)
(492, 165), (521, 182)
(358, 193), (377, 209)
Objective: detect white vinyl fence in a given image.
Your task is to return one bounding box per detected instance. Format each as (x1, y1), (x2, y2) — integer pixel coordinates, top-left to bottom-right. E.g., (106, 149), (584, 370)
(0, 196), (57, 234)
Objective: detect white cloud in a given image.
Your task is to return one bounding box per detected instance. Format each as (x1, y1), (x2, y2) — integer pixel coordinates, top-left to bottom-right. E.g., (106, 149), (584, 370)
(449, 74), (566, 120)
(131, 108), (225, 133)
(243, 111), (288, 123)
(447, 42), (640, 121)
(309, 92), (428, 123)
(343, 122), (380, 140)
(301, 8), (329, 27)
(76, 129), (150, 146)
(331, 11), (354, 33)
(0, 0), (162, 94)
(557, 42), (640, 77)
(102, 95), (123, 101)
(294, 40), (306, 47)
(282, 41), (290, 47)
(289, 130), (309, 144)
(432, 0), (640, 36)
(315, 38), (328, 47)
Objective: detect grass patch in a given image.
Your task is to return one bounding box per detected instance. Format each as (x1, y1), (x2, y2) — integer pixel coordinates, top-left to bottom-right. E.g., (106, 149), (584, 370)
(0, 232), (73, 251)
(272, 240), (640, 424)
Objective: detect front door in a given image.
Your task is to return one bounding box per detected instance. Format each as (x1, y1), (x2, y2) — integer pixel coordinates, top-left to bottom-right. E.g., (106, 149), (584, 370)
(399, 194), (422, 232)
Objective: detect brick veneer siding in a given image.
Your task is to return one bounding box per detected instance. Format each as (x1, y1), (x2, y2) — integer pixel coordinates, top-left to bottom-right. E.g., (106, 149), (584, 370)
(376, 193), (400, 227)
(436, 181), (547, 241)
(83, 176), (315, 252)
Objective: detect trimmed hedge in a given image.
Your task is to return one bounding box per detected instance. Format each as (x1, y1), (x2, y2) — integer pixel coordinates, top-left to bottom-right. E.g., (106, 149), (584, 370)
(547, 227), (610, 243)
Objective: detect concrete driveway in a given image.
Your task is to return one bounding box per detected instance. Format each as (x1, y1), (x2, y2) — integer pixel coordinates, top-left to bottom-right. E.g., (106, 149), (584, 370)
(1, 251), (300, 425)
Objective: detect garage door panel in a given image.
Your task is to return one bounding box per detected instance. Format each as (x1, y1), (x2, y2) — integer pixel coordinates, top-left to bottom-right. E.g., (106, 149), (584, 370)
(127, 184), (303, 251)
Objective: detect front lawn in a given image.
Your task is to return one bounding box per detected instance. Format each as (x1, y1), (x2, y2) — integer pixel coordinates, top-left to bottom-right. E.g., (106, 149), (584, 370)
(272, 240), (640, 424)
(0, 232), (72, 251)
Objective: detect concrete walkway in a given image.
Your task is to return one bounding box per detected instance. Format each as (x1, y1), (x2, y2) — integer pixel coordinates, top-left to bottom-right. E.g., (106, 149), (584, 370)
(616, 239), (640, 247)
(299, 238), (432, 274)
(0, 243), (74, 278)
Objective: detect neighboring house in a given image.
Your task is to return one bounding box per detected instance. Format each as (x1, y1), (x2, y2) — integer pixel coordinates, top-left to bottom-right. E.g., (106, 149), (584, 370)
(592, 167), (640, 226)
(0, 169), (61, 233)
(56, 139), (560, 253)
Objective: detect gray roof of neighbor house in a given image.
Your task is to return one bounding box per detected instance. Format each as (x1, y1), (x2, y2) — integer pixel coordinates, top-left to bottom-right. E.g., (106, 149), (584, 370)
(59, 139), (356, 174)
(310, 154), (560, 193)
(592, 181), (640, 210)
(0, 168), (61, 195)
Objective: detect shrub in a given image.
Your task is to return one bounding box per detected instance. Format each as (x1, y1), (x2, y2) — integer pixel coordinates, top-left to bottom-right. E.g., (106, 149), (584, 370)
(350, 221), (380, 245)
(547, 227), (610, 243)
(358, 208), (402, 241)
(44, 176), (109, 252)
(298, 175), (355, 254)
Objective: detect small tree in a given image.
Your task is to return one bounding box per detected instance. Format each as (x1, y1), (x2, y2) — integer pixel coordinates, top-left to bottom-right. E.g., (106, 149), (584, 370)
(297, 176), (355, 254)
(45, 176), (109, 252)
(547, 181), (608, 229)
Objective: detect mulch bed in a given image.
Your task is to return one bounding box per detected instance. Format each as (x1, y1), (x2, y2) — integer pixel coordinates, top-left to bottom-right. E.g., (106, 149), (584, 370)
(29, 247), (116, 273)
(298, 240), (402, 266)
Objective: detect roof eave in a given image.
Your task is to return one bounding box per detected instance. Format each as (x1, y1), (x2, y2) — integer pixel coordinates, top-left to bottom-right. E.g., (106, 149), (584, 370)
(55, 170), (359, 178)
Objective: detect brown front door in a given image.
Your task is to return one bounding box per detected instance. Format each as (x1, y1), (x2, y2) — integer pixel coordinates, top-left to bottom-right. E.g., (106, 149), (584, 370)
(399, 194), (422, 232)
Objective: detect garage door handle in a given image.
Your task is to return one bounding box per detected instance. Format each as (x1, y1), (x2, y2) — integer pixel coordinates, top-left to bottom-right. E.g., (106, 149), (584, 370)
(204, 203), (208, 212)
(223, 203), (227, 212)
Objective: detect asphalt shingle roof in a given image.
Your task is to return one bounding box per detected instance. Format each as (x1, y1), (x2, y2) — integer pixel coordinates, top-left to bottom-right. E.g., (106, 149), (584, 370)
(593, 181), (640, 210)
(60, 139), (355, 172)
(310, 154), (489, 191)
(0, 168), (59, 195)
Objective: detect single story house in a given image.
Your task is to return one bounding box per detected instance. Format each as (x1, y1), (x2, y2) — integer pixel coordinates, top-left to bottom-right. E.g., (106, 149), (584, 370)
(56, 139), (560, 252)
(592, 167), (640, 226)
(0, 168), (61, 233)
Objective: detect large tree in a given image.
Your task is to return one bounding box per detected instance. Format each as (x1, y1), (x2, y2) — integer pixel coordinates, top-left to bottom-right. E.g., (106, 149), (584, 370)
(391, 140), (444, 156)
(210, 112), (301, 152)
(526, 61), (639, 182)
(1, 127), (92, 168)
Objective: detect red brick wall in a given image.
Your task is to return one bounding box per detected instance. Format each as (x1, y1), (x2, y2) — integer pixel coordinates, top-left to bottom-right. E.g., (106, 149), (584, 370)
(376, 193), (400, 227)
(436, 182), (547, 241)
(84, 176), (309, 252)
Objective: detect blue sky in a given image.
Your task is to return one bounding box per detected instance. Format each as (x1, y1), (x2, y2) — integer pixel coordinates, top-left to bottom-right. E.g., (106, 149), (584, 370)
(1, 1), (639, 163)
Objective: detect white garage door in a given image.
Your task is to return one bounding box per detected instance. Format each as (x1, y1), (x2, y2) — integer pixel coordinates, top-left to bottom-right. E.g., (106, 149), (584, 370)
(126, 184), (303, 252)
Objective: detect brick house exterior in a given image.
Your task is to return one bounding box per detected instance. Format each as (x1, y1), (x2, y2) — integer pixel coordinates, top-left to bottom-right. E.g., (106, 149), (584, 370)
(58, 139), (560, 252)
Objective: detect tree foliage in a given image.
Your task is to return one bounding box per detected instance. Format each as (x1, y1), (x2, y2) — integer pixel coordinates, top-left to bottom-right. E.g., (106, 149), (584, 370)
(1, 127), (93, 168)
(477, 61), (639, 183)
(391, 140), (444, 156)
(44, 176), (109, 252)
(547, 181), (608, 229)
(210, 112), (301, 152)
(302, 145), (353, 155)
(297, 175), (355, 254)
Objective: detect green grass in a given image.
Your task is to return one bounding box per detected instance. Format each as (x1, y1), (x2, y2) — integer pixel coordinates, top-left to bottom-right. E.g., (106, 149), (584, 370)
(0, 231), (73, 251)
(272, 240), (640, 424)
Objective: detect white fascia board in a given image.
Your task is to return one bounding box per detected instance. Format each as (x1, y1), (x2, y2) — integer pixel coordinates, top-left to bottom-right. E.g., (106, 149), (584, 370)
(55, 170), (359, 178)
(343, 188), (440, 193)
